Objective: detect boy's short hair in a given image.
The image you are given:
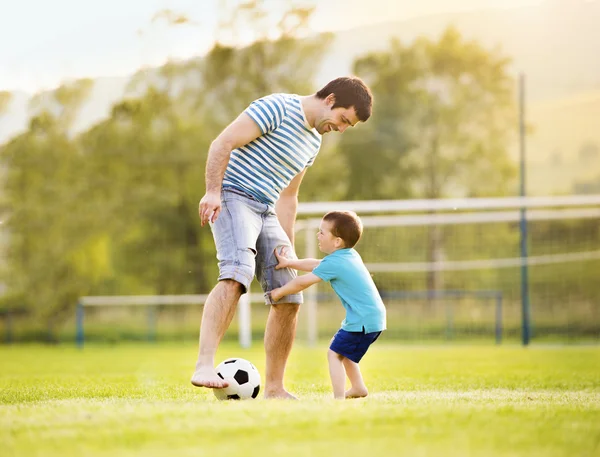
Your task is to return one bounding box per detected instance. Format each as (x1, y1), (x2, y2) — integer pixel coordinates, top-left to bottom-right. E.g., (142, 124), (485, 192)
(315, 76), (373, 122)
(323, 211), (363, 248)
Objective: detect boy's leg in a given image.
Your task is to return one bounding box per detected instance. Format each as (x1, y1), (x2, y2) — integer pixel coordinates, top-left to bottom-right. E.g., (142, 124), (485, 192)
(327, 349), (347, 399)
(257, 209), (303, 399)
(343, 330), (381, 397)
(342, 358), (369, 398)
(328, 329), (380, 398)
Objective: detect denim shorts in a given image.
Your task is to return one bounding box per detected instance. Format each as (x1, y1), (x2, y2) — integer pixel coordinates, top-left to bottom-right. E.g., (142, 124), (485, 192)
(209, 188), (303, 305)
(329, 328), (382, 363)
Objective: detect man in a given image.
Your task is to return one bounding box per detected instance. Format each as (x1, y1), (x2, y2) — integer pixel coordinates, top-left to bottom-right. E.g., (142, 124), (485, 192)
(191, 76), (373, 399)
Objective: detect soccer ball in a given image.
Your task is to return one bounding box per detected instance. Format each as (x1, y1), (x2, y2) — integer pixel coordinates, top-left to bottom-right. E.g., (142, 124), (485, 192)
(213, 358), (261, 400)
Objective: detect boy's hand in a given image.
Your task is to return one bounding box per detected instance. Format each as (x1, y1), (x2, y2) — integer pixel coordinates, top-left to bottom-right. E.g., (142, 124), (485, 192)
(269, 288), (282, 302)
(274, 246), (291, 270)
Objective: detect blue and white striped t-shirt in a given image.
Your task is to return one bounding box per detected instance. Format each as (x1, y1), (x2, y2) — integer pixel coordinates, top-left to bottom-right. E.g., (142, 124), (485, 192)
(222, 93), (322, 206)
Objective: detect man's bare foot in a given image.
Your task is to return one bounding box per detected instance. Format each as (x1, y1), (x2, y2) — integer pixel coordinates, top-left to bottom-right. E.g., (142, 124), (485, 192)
(190, 367), (229, 388)
(264, 389), (298, 400)
(345, 387), (368, 399)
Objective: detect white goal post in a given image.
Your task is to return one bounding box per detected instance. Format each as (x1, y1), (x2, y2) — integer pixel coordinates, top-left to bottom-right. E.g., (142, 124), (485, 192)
(76, 194), (600, 347)
(295, 194), (600, 346)
(77, 292), (264, 348)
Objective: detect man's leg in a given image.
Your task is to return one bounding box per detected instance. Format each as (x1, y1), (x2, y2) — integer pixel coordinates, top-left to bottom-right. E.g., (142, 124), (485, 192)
(256, 208), (303, 399)
(191, 279), (244, 388)
(193, 190), (261, 388)
(263, 303), (300, 399)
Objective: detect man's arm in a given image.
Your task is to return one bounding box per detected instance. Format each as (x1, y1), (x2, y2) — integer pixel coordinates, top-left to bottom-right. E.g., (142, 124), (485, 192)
(269, 273), (321, 302)
(199, 113), (262, 226)
(275, 168), (307, 245)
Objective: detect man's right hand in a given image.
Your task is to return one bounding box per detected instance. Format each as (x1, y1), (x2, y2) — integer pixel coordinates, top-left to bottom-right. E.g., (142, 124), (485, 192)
(199, 191), (221, 226)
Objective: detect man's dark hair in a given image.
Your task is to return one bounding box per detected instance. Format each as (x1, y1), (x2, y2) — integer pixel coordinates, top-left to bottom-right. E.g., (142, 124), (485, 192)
(323, 210), (363, 248)
(315, 76), (373, 122)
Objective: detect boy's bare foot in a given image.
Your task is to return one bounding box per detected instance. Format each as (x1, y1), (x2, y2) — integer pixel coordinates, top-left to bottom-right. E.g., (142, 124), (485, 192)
(264, 389), (298, 400)
(190, 367), (229, 388)
(345, 387), (368, 399)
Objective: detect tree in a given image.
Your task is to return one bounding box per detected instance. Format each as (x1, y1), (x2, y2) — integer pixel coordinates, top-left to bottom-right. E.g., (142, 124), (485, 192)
(0, 91), (11, 116)
(0, 80), (105, 340)
(28, 79), (93, 131)
(0, 1), (334, 340)
(93, 0), (332, 295)
(80, 87), (214, 295)
(339, 27), (518, 292)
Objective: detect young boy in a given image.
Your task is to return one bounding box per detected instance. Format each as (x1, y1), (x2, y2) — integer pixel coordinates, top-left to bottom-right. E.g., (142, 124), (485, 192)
(266, 210), (386, 399)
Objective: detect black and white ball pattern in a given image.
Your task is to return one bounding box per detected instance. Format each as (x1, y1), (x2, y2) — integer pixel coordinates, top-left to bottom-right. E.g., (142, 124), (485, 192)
(213, 358), (261, 400)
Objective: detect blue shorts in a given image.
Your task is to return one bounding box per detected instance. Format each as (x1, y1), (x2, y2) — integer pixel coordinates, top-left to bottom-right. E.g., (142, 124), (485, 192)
(209, 188), (302, 305)
(329, 328), (382, 363)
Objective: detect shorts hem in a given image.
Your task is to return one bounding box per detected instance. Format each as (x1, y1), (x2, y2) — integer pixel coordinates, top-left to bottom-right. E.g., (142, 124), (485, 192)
(329, 346), (362, 364)
(218, 271), (252, 293)
(264, 292), (303, 306)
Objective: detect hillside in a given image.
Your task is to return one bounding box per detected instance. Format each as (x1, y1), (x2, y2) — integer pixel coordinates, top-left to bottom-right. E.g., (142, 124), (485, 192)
(1, 0), (598, 195)
(321, 0), (600, 102)
(525, 90), (600, 194)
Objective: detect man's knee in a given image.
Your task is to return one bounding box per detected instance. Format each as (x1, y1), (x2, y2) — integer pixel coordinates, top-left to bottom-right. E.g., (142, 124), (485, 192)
(220, 279), (245, 295)
(218, 249), (255, 293)
(271, 303), (300, 317)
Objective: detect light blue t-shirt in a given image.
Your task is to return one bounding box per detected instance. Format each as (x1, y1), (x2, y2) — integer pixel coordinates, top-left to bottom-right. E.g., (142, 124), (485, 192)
(312, 248), (386, 333)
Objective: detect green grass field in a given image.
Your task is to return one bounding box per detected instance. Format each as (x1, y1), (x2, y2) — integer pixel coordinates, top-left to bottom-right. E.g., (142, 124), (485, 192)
(1, 343), (599, 457)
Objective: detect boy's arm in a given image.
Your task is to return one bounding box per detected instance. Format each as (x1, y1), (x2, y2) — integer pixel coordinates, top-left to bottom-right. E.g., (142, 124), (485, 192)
(282, 258), (321, 272)
(269, 273), (321, 302)
(274, 247), (321, 272)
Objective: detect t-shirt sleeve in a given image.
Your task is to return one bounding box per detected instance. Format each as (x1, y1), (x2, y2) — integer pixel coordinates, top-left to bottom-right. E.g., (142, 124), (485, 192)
(305, 149), (320, 167)
(312, 255), (340, 282)
(244, 94), (286, 134)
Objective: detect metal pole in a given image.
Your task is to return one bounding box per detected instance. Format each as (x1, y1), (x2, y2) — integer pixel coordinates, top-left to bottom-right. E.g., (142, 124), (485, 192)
(238, 290), (251, 348)
(76, 302), (84, 349)
(519, 73), (531, 346)
(5, 311), (12, 344)
(305, 227), (318, 346)
(147, 305), (156, 343)
(445, 299), (454, 341)
(495, 293), (503, 345)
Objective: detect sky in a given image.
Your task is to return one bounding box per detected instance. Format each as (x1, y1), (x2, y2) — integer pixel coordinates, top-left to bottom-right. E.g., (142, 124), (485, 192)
(0, 0), (546, 94)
